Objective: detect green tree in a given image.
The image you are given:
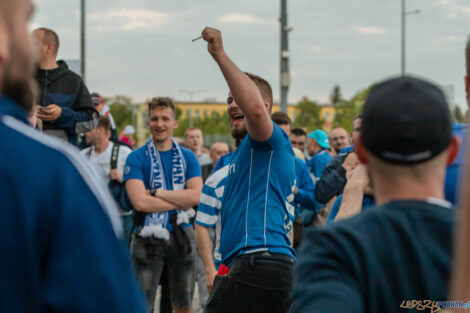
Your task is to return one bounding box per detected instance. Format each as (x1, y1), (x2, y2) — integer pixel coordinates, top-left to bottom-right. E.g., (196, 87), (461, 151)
(174, 111), (230, 137)
(330, 84), (343, 107)
(108, 95), (134, 133)
(333, 86), (371, 132)
(293, 98), (323, 131)
(454, 106), (467, 123)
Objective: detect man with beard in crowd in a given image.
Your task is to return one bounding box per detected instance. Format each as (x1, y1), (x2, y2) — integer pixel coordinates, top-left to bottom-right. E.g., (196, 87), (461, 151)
(195, 27), (296, 313)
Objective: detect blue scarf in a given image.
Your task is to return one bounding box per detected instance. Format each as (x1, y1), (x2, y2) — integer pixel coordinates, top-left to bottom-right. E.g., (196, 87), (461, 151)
(139, 137), (188, 240)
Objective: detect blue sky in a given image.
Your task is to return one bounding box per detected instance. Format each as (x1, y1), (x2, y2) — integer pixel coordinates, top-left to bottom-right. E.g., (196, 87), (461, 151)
(32, 0), (470, 110)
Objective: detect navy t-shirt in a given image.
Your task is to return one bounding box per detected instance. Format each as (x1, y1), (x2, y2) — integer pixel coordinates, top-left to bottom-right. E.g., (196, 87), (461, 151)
(290, 200), (454, 313)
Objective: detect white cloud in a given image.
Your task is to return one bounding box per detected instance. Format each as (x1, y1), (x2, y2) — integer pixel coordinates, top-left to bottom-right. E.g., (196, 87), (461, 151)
(218, 13), (274, 24)
(431, 35), (466, 43)
(310, 45), (324, 53)
(89, 9), (170, 30)
(437, 0), (449, 5)
(354, 26), (386, 35)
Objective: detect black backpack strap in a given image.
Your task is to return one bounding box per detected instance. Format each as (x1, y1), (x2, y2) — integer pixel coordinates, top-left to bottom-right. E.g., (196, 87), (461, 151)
(110, 143), (120, 170)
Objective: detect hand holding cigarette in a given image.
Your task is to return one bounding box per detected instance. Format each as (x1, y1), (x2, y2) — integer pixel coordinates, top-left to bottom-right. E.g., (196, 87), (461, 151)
(201, 27), (224, 58)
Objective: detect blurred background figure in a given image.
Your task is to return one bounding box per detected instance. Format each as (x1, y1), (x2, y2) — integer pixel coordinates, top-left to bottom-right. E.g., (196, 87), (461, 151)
(91, 92), (118, 141)
(184, 127), (211, 166)
(80, 116), (134, 243)
(32, 27), (98, 146)
(201, 141), (229, 181)
(329, 127), (350, 154)
(119, 124), (135, 148)
(306, 129), (332, 181)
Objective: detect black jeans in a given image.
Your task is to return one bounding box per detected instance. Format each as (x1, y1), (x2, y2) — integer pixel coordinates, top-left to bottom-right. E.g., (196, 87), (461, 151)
(205, 252), (295, 313)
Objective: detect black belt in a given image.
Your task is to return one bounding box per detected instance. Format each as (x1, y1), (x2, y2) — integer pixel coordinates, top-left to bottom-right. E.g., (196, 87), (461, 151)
(235, 251), (295, 266)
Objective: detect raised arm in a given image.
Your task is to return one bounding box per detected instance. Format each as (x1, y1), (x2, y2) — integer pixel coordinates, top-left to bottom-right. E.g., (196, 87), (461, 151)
(125, 179), (178, 213)
(202, 27), (273, 142)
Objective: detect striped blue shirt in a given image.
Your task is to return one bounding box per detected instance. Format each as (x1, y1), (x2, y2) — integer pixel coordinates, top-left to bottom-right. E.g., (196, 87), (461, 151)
(195, 164), (229, 267)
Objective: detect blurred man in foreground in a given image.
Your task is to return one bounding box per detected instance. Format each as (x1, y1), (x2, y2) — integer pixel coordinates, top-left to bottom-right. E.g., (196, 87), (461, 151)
(290, 76), (458, 313)
(0, 1), (147, 312)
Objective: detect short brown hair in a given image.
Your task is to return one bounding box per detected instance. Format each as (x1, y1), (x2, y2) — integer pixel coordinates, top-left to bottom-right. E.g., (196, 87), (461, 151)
(96, 116), (111, 131)
(148, 97), (176, 117)
(244, 72), (273, 111)
(35, 27), (60, 55)
(184, 127), (202, 139)
(271, 111), (292, 127)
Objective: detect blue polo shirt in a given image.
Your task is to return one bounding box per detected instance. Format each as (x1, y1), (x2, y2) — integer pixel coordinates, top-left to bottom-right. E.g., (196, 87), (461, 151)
(294, 157), (320, 224)
(219, 123), (296, 266)
(123, 144), (201, 230)
(308, 149), (333, 180)
(445, 123), (466, 205)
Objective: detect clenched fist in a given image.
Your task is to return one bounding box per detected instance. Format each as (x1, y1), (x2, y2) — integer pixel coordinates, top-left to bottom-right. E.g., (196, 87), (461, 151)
(201, 27), (224, 58)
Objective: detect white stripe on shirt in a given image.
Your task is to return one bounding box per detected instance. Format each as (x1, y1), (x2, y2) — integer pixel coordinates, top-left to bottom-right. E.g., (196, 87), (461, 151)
(2, 115), (123, 237)
(245, 148), (254, 248)
(200, 193), (222, 210)
(195, 211), (219, 226)
(264, 150), (273, 246)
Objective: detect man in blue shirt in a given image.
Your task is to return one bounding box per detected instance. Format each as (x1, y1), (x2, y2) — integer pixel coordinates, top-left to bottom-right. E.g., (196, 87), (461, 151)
(290, 76), (459, 313)
(271, 111), (320, 247)
(306, 129), (332, 181)
(124, 97), (203, 313)
(0, 2), (147, 312)
(196, 27), (296, 313)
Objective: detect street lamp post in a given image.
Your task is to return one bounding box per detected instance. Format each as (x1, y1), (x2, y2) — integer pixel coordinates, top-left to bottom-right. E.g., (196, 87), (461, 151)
(179, 89), (206, 128)
(80, 0), (86, 81)
(401, 0), (420, 76)
(280, 0), (292, 113)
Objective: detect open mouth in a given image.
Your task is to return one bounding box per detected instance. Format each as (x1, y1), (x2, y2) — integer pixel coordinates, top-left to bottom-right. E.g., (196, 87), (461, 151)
(231, 113), (245, 121)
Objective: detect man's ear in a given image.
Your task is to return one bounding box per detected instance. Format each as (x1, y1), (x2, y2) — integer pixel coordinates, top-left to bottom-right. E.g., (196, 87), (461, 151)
(356, 137), (368, 165)
(265, 99), (271, 111)
(46, 42), (54, 55)
(447, 136), (460, 166)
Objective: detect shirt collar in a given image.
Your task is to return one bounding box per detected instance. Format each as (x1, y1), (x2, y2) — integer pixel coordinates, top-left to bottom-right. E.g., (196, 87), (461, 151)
(0, 95), (29, 124)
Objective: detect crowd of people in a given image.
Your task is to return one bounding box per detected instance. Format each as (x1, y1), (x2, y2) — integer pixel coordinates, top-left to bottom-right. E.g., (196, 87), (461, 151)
(1, 0), (470, 312)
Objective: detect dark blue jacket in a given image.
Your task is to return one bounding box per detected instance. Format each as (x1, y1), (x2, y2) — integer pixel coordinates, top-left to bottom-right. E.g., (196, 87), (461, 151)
(0, 95), (147, 313)
(314, 151), (349, 204)
(35, 60), (98, 145)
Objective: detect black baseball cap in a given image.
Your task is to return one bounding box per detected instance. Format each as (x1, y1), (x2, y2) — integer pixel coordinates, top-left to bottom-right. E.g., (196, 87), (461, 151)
(361, 76), (452, 165)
